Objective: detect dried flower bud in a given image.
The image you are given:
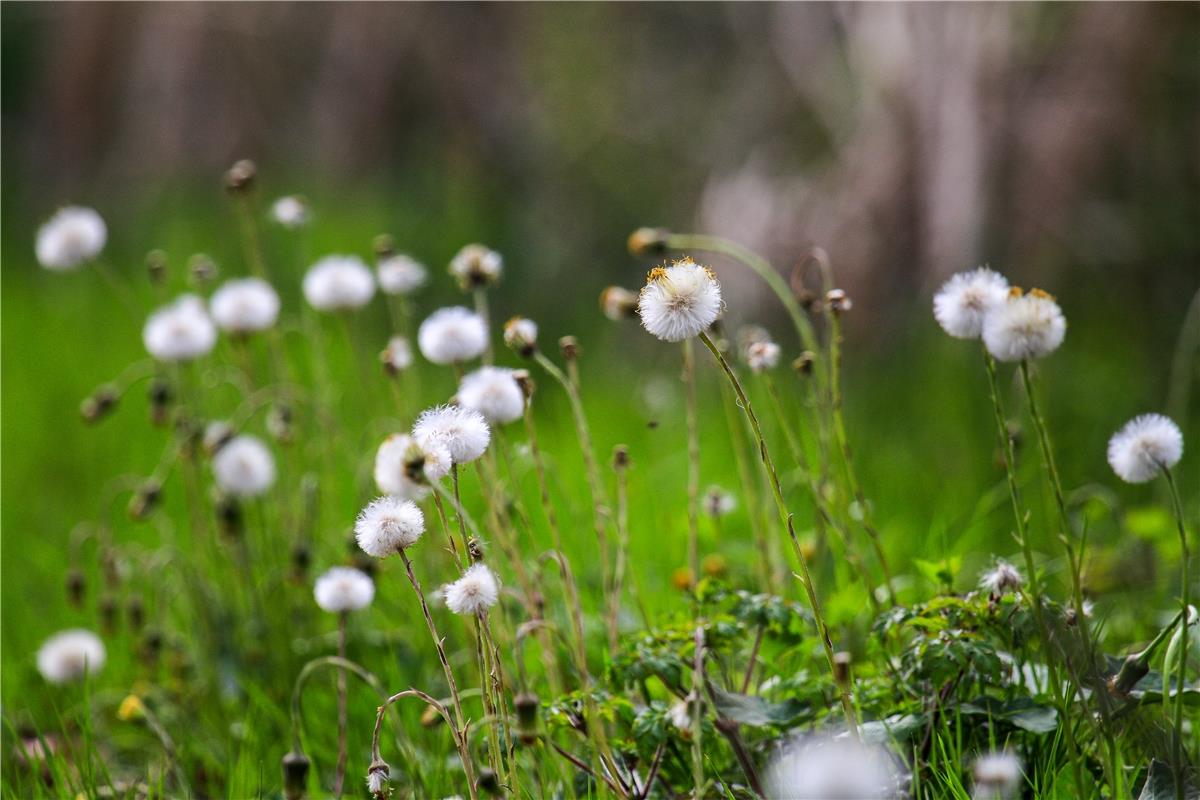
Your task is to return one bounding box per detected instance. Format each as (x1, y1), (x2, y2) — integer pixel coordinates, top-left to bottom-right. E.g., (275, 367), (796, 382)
(627, 227), (671, 257)
(467, 537), (485, 563)
(65, 569), (86, 608)
(80, 384), (119, 423)
(224, 159), (257, 194)
(514, 692), (540, 744)
(188, 254), (218, 286)
(216, 495), (243, 538)
(612, 445), (630, 470)
(1110, 653), (1150, 695)
(373, 233), (396, 259)
(366, 759), (390, 799)
(512, 369), (535, 400)
(600, 286), (639, 320)
(559, 336), (579, 361)
(281, 750), (310, 800)
(825, 288), (852, 314)
(148, 378), (173, 426)
(503, 317), (538, 357)
(792, 351), (815, 376)
(127, 596), (145, 631)
(477, 767), (501, 796)
(128, 480), (162, 521)
(145, 249), (168, 284)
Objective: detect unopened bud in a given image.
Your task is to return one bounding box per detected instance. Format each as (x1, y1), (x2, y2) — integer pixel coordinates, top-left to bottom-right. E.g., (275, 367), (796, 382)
(612, 445), (630, 470)
(217, 495), (243, 538)
(825, 289), (852, 314)
(513, 369), (535, 400)
(373, 234), (396, 259)
(188, 254), (218, 286)
(1110, 653), (1150, 695)
(558, 336), (579, 361)
(139, 628), (163, 665)
(148, 378), (173, 426)
(514, 692), (540, 745)
(627, 227), (671, 257)
(65, 569), (86, 608)
(203, 421), (234, 456)
(281, 750), (310, 800)
(80, 385), (119, 423)
(600, 286), (639, 320)
(128, 481), (162, 521)
(792, 351), (815, 376)
(127, 596), (145, 631)
(503, 317), (538, 357)
(833, 651), (852, 687)
(145, 249), (168, 284)
(448, 243), (502, 290)
(99, 594), (118, 634)
(224, 159), (257, 194)
(291, 542), (312, 580)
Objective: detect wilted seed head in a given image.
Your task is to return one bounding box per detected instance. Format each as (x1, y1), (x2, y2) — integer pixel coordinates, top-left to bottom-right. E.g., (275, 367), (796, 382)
(513, 369), (535, 400)
(145, 249), (168, 284)
(281, 750), (310, 800)
(380, 336), (413, 376)
(467, 537), (486, 563)
(972, 751), (1022, 799)
(216, 494), (243, 538)
(223, 159), (257, 193)
(503, 316), (538, 357)
(558, 335), (580, 361)
(80, 384), (119, 423)
(476, 767), (501, 796)
(1110, 652), (1151, 695)
(373, 233), (396, 259)
(627, 227), (671, 257)
(188, 254), (218, 286)
(825, 288), (852, 315)
(366, 759), (391, 799)
(128, 480), (162, 521)
(449, 243), (503, 290)
(600, 286), (639, 320)
(980, 560), (1023, 597)
(65, 569), (86, 607)
(792, 351), (816, 376)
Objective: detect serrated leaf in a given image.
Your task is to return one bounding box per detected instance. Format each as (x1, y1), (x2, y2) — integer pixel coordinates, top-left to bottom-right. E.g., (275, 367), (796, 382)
(709, 685), (811, 727)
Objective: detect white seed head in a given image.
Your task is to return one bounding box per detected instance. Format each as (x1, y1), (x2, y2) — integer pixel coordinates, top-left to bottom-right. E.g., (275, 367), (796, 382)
(980, 560), (1023, 596)
(380, 336), (414, 373)
(37, 629), (106, 684)
(503, 317), (538, 355)
(933, 268), (1009, 339)
(1107, 413), (1183, 483)
(745, 340), (781, 373)
(143, 294), (217, 362)
(209, 277), (281, 333)
(457, 367), (525, 425)
(314, 566), (375, 613)
(303, 255), (376, 312)
(413, 405), (491, 464)
(973, 750), (1022, 799)
(448, 243), (502, 289)
(36, 206), (106, 271)
(355, 496), (425, 558)
(417, 306), (489, 365)
(638, 258), (723, 342)
(377, 254), (428, 295)
(764, 734), (900, 799)
(374, 433), (438, 501)
(212, 435), (276, 497)
(271, 196), (310, 229)
(444, 563), (500, 615)
(982, 289), (1066, 362)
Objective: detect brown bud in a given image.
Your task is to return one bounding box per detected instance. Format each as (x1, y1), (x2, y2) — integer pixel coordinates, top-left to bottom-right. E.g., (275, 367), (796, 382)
(627, 227), (671, 257)
(833, 651), (852, 687)
(513, 369), (535, 400)
(612, 445), (630, 470)
(1110, 653), (1150, 695)
(792, 351), (815, 376)
(600, 286), (639, 320)
(65, 569), (86, 608)
(514, 692), (540, 744)
(825, 289), (852, 315)
(139, 628), (163, 665)
(281, 750), (310, 800)
(558, 336), (579, 361)
(80, 385), (119, 423)
(467, 538), (485, 563)
(224, 159), (257, 194)
(128, 481), (162, 521)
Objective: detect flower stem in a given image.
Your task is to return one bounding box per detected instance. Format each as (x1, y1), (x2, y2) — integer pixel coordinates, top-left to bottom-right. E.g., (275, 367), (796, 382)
(682, 339), (701, 592)
(1164, 467), (1190, 800)
(334, 612), (349, 798)
(697, 331), (857, 735)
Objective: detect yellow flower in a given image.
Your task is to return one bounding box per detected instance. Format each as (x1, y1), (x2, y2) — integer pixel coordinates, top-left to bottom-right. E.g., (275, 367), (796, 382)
(118, 694), (145, 721)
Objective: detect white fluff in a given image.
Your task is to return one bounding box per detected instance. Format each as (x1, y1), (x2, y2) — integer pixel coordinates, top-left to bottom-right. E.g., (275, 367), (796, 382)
(448, 243), (502, 288)
(1107, 413), (1184, 483)
(457, 367), (525, 425)
(37, 629), (105, 684)
(503, 317), (538, 354)
(418, 306), (489, 365)
(303, 255), (376, 312)
(314, 566), (375, 613)
(982, 289), (1066, 362)
(980, 560), (1023, 596)
(143, 294), (217, 362)
(374, 433), (449, 500)
(746, 340), (781, 373)
(356, 496), (425, 557)
(413, 405), (491, 464)
(381, 336), (414, 373)
(973, 751), (1022, 799)
(763, 734), (900, 799)
(704, 487), (736, 518)
(638, 258), (723, 342)
(933, 268), (1009, 339)
(271, 196), (310, 229)
(377, 254), (428, 295)
(212, 435), (276, 497)
(444, 563), (500, 615)
(36, 206), (107, 271)
(209, 277), (280, 333)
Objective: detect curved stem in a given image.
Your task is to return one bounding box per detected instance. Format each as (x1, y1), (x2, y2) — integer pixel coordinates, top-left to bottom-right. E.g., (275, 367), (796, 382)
(370, 689), (479, 800)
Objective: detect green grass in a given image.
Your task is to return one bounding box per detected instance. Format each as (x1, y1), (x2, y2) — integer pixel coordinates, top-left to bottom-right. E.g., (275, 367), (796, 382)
(1, 185), (1196, 799)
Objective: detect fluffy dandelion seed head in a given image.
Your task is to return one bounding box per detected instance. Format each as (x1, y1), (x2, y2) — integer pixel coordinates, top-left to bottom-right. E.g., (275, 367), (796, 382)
(36, 206), (107, 271)
(314, 566), (375, 613)
(600, 286), (639, 320)
(980, 560), (1023, 596)
(355, 496), (425, 558)
(374, 433), (434, 501)
(933, 268), (1009, 339)
(212, 435), (276, 497)
(143, 294), (218, 362)
(37, 629), (106, 684)
(303, 255), (376, 312)
(503, 316), (538, 356)
(637, 258), (723, 342)
(982, 288), (1066, 362)
(271, 196), (310, 229)
(973, 751), (1022, 798)
(413, 405), (491, 464)
(209, 277), (281, 334)
(457, 367), (525, 425)
(763, 734), (901, 799)
(746, 340), (781, 373)
(444, 563), (500, 615)
(704, 486), (736, 518)
(377, 254), (428, 296)
(380, 336), (413, 374)
(448, 243), (502, 290)
(418, 306), (489, 364)
(1107, 413), (1183, 483)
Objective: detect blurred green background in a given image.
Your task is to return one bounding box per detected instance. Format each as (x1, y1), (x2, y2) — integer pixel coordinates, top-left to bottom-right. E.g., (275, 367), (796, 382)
(1, 2), (1198, 792)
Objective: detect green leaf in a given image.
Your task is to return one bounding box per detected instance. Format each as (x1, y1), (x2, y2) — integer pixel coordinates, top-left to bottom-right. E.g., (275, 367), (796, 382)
(709, 686), (811, 727)
(960, 697), (1058, 734)
(855, 713), (925, 744)
(1136, 759), (1180, 800)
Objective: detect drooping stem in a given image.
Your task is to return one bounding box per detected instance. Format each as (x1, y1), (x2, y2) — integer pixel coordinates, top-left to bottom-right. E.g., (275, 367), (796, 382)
(697, 332), (857, 736)
(1164, 467), (1191, 800)
(334, 612), (349, 798)
(370, 688), (478, 800)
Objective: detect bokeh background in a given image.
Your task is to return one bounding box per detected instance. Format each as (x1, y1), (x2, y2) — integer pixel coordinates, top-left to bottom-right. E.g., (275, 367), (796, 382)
(2, 1), (1198, 769)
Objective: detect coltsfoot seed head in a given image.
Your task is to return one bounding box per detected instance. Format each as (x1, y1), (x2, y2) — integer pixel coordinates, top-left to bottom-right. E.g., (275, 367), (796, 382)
(418, 306), (488, 365)
(271, 196), (309, 229)
(212, 435), (276, 498)
(143, 294), (217, 363)
(413, 405), (491, 464)
(36, 206), (107, 271)
(972, 750), (1022, 799)
(763, 734), (900, 799)
(503, 316), (538, 357)
(366, 759), (391, 799)
(303, 255), (376, 312)
(933, 267), (1009, 339)
(638, 258), (723, 342)
(746, 340), (781, 373)
(37, 629), (106, 684)
(457, 366), (525, 425)
(355, 496), (425, 558)
(375, 433), (437, 501)
(223, 159), (257, 193)
(380, 336), (414, 375)
(1106, 413), (1183, 484)
(444, 563), (500, 616)
(980, 560), (1023, 597)
(313, 566), (375, 613)
(377, 254), (428, 295)
(448, 243), (502, 290)
(209, 277), (281, 334)
(825, 288), (852, 314)
(982, 288), (1066, 362)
